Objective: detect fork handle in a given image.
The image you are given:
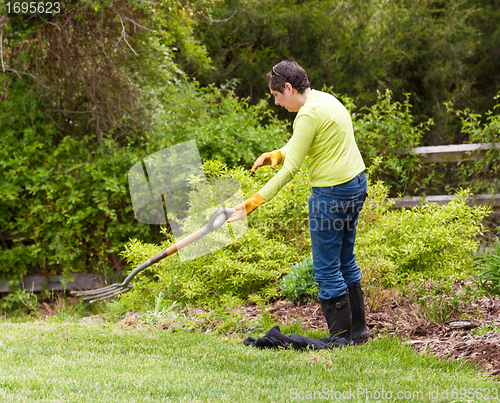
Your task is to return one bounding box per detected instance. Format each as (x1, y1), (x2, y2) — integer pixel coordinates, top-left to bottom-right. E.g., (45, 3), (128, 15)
(121, 230), (203, 286)
(121, 207), (235, 286)
(200, 207), (235, 235)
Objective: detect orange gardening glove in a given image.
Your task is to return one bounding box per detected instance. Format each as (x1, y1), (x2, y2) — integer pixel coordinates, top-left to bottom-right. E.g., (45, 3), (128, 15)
(226, 193), (266, 223)
(250, 150), (282, 173)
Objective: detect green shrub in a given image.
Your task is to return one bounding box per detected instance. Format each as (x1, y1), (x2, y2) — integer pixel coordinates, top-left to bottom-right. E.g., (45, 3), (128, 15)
(356, 187), (491, 286)
(120, 228), (310, 309)
(0, 118), (157, 281)
(119, 160), (312, 308)
(0, 78), (289, 284)
(119, 158), (491, 309)
(279, 256), (317, 304)
(148, 81), (289, 169)
(446, 94), (500, 195)
(342, 90), (500, 198)
(320, 89), (434, 197)
(351, 90), (434, 196)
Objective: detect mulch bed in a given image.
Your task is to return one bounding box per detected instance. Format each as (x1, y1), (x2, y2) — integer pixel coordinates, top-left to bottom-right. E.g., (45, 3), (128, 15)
(239, 296), (500, 380)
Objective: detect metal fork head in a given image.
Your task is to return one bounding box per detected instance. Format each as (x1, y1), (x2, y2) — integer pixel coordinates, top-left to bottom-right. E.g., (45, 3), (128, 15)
(70, 283), (132, 303)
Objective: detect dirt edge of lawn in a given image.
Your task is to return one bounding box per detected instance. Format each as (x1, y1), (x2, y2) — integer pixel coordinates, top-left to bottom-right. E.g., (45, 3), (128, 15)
(32, 289), (500, 381)
(235, 295), (500, 381)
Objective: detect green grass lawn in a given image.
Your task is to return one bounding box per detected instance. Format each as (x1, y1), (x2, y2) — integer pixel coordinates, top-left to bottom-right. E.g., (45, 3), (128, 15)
(0, 320), (498, 402)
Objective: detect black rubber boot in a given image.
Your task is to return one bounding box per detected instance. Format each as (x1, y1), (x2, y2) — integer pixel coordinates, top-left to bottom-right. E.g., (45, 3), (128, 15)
(319, 292), (352, 343)
(348, 282), (370, 345)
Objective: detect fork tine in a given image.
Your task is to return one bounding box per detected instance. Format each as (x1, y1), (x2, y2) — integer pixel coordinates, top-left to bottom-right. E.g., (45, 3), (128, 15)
(88, 286), (132, 303)
(79, 285), (125, 301)
(70, 283), (121, 296)
(74, 286), (121, 299)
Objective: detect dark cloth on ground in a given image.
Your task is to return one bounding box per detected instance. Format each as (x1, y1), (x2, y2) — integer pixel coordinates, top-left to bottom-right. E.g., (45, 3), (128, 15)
(243, 325), (348, 350)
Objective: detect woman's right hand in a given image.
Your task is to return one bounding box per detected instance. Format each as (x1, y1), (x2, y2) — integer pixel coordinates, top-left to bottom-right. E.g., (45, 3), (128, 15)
(226, 193), (266, 223)
(250, 150), (282, 173)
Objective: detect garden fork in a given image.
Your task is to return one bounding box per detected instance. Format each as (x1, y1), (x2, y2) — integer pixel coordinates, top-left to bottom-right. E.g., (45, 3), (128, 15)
(71, 207), (235, 303)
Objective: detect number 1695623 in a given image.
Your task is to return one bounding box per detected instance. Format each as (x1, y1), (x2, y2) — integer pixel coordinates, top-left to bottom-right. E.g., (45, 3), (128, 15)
(6, 2), (61, 14)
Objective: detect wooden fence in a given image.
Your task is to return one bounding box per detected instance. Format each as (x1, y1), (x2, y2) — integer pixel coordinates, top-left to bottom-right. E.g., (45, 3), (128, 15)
(391, 142), (500, 210)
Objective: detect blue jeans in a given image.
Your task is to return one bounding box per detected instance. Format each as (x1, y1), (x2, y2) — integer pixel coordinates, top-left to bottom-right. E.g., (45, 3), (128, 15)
(309, 172), (367, 300)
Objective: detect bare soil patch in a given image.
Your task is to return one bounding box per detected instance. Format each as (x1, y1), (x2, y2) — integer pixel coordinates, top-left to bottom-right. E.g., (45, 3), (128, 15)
(239, 296), (500, 380)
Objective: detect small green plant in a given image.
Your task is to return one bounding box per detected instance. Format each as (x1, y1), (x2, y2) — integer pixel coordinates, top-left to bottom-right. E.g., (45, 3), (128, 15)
(409, 281), (483, 323)
(16, 290), (39, 317)
(0, 292), (35, 317)
(476, 242), (500, 296)
(279, 256), (318, 304)
(471, 322), (500, 336)
(144, 291), (182, 324)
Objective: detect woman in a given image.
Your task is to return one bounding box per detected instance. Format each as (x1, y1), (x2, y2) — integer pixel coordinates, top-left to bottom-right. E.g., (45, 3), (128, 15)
(227, 60), (369, 344)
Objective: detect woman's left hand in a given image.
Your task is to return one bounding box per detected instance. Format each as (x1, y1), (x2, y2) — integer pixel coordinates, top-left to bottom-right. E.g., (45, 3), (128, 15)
(251, 150), (282, 173)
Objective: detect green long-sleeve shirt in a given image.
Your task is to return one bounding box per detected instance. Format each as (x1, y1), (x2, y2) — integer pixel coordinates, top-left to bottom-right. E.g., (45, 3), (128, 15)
(259, 90), (365, 201)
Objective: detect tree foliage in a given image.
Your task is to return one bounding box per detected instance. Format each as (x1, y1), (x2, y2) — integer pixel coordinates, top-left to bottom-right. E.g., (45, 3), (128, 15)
(464, 0), (500, 117)
(1, 0), (211, 143)
(147, 80), (288, 167)
(182, 0), (481, 143)
(0, 0), (215, 280)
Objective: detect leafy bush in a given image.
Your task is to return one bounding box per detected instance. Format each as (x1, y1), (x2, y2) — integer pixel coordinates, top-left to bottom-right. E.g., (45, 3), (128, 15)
(356, 186), (491, 286)
(148, 81), (289, 169)
(279, 256), (318, 304)
(119, 160), (312, 308)
(119, 157), (491, 309)
(346, 90), (434, 196)
(0, 86), (157, 281)
(476, 242), (500, 296)
(0, 78), (289, 284)
(445, 94), (500, 196)
(341, 91), (499, 198)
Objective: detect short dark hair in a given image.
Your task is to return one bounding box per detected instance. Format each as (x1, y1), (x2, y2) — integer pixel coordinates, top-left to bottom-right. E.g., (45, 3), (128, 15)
(267, 60), (310, 94)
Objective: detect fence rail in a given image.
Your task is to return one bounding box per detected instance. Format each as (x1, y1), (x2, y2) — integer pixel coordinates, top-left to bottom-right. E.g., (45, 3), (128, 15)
(0, 273), (121, 293)
(413, 142), (500, 163)
(392, 194), (500, 209)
